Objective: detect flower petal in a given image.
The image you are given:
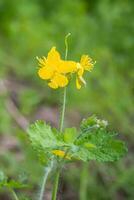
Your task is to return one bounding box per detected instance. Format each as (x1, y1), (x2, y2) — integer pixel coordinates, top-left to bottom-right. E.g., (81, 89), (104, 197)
(52, 150), (71, 160)
(38, 67), (53, 80)
(48, 80), (58, 89)
(47, 47), (61, 69)
(52, 73), (68, 88)
(58, 61), (77, 74)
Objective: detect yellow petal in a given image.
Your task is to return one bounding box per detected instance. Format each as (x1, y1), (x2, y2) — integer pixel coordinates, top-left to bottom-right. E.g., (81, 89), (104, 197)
(80, 55), (93, 71)
(38, 67), (53, 80)
(52, 73), (68, 88)
(48, 80), (58, 89)
(58, 61), (77, 74)
(52, 150), (71, 160)
(47, 47), (61, 68)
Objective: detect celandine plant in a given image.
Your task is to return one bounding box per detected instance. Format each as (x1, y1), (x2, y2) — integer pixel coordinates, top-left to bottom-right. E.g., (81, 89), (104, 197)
(27, 34), (127, 200)
(28, 34), (127, 200)
(0, 34), (127, 200)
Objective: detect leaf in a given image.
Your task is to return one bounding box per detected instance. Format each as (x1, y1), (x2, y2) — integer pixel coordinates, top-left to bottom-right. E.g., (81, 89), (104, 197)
(27, 116), (127, 164)
(72, 116), (127, 162)
(27, 120), (66, 163)
(63, 128), (77, 143)
(0, 171), (7, 188)
(0, 170), (29, 189)
(6, 180), (28, 189)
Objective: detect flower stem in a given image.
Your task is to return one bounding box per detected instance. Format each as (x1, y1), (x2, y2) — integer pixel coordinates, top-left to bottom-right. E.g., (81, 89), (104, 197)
(59, 87), (66, 133)
(65, 33), (71, 61)
(51, 33), (71, 200)
(59, 33), (70, 133)
(39, 162), (53, 200)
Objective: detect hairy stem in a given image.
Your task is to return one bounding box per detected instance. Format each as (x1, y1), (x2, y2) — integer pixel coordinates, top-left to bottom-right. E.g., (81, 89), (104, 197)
(51, 170), (60, 200)
(10, 189), (19, 200)
(39, 162), (53, 200)
(79, 163), (89, 200)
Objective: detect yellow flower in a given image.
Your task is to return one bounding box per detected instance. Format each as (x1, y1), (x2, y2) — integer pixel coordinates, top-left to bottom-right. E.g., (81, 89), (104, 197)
(52, 150), (71, 160)
(37, 47), (77, 89)
(37, 47), (95, 90)
(76, 55), (94, 89)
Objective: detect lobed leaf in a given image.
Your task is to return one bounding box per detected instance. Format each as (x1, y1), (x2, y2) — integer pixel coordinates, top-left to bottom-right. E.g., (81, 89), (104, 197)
(27, 120), (66, 163)
(0, 171), (29, 189)
(27, 116), (127, 164)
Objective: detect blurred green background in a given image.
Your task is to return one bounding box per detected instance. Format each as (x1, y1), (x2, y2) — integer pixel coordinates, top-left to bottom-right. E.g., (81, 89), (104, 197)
(0, 0), (134, 199)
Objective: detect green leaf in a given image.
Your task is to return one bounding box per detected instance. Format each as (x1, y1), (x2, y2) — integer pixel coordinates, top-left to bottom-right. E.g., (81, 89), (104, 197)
(63, 127), (77, 143)
(6, 180), (28, 189)
(27, 120), (66, 163)
(72, 116), (127, 162)
(28, 120), (56, 148)
(0, 171), (7, 187)
(0, 170), (29, 189)
(27, 116), (127, 164)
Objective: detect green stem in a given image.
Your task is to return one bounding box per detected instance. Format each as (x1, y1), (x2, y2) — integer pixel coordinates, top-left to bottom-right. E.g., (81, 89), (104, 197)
(59, 87), (66, 133)
(64, 33), (70, 61)
(51, 87), (66, 200)
(39, 163), (53, 200)
(10, 189), (19, 200)
(79, 163), (89, 200)
(51, 33), (71, 200)
(59, 33), (70, 133)
(51, 170), (60, 200)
